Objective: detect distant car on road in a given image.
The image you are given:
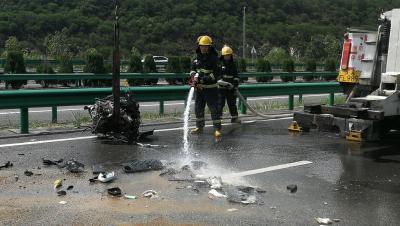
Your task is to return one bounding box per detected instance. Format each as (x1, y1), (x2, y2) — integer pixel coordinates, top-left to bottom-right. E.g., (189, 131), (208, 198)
(141, 56), (168, 64)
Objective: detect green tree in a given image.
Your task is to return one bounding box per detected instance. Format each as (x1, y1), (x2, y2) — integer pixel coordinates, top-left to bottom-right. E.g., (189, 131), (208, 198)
(265, 47), (290, 68)
(83, 48), (106, 86)
(255, 58), (272, 82)
(166, 56), (180, 84)
(4, 51), (27, 89)
(143, 55), (158, 85)
(304, 59), (316, 81)
(281, 58), (296, 82)
(127, 53), (144, 86)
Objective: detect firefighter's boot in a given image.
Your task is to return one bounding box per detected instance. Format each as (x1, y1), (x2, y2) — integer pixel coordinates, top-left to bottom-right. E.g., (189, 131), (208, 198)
(214, 130), (222, 140)
(231, 118), (241, 124)
(191, 127), (203, 134)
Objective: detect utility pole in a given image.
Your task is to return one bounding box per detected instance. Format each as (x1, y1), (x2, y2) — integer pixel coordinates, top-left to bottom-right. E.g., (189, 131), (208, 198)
(112, 0), (121, 126)
(242, 6), (246, 59)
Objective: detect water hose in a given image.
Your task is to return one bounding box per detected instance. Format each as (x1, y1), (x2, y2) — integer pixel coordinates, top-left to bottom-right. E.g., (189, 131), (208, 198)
(217, 80), (287, 119)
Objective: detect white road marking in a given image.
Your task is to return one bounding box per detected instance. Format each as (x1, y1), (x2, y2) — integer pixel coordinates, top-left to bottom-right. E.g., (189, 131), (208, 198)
(0, 116), (293, 148)
(222, 160), (312, 179)
(0, 136), (97, 148)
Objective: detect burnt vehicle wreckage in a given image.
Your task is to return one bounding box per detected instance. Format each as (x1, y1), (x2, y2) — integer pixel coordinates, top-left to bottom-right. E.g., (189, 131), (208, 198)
(85, 2), (150, 144)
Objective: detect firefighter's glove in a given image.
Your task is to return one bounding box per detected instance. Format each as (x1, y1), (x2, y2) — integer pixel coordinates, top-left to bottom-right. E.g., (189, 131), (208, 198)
(188, 72), (199, 87)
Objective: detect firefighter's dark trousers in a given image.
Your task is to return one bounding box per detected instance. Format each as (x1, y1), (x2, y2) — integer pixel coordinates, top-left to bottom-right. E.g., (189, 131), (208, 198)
(219, 88), (239, 119)
(194, 87), (221, 130)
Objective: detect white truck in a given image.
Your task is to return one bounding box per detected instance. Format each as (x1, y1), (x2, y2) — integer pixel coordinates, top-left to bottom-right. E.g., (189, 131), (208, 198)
(291, 9), (400, 141)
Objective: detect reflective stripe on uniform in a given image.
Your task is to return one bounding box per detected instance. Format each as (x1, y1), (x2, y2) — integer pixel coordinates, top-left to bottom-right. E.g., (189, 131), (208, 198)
(233, 78), (239, 80)
(212, 119), (222, 124)
(196, 118), (205, 122)
(209, 73), (215, 80)
(197, 84), (218, 88)
(223, 75), (233, 78)
(197, 69), (213, 73)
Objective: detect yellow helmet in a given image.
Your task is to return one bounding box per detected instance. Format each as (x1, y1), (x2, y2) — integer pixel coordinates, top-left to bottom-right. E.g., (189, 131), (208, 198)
(198, 35), (212, 46)
(221, 45), (233, 56)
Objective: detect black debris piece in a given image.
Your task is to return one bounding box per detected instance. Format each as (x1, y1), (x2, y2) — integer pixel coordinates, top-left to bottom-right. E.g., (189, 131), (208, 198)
(255, 187), (267, 193)
(123, 159), (163, 173)
(67, 185), (74, 190)
(89, 176), (97, 183)
(138, 130), (154, 140)
(42, 158), (63, 166)
(57, 190), (67, 196)
(64, 159), (85, 173)
(24, 170), (33, 176)
(18, 153), (25, 156)
(287, 184), (298, 193)
(223, 186), (265, 205)
(159, 168), (179, 177)
(107, 187), (122, 196)
(0, 161), (13, 170)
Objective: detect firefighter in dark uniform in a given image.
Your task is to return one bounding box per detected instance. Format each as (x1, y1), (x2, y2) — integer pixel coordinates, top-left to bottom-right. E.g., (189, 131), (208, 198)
(189, 35), (222, 139)
(219, 45), (241, 123)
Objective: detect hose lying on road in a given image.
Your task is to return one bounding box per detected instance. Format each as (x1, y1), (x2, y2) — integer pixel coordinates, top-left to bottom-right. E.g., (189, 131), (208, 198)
(217, 80), (290, 119)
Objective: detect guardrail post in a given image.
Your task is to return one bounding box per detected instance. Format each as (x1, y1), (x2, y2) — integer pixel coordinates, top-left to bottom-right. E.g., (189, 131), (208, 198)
(240, 97), (247, 114)
(159, 101), (164, 115)
(288, 94), (294, 110)
(329, 92), (335, 106)
(52, 106), (57, 123)
(299, 94), (303, 103)
(20, 108), (29, 134)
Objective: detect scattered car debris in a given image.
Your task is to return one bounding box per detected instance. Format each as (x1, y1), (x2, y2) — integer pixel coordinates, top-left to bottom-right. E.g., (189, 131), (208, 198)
(227, 208), (238, 212)
(89, 176), (98, 183)
(67, 185), (74, 190)
(24, 170), (33, 176)
(137, 143), (168, 148)
(14, 175), (19, 182)
(85, 94), (141, 144)
(223, 186), (264, 205)
(17, 153), (25, 156)
(208, 189), (227, 199)
(323, 201), (328, 205)
(315, 217), (333, 225)
(207, 176), (223, 189)
(287, 184), (298, 193)
(142, 190), (158, 198)
(124, 195), (136, 200)
(64, 159), (84, 173)
(58, 201), (67, 205)
(0, 161), (13, 170)
(193, 180), (210, 189)
(57, 190), (67, 196)
(123, 159), (163, 173)
(98, 172), (116, 183)
(54, 179), (63, 189)
(159, 168), (179, 177)
(107, 187), (122, 197)
(42, 158), (63, 166)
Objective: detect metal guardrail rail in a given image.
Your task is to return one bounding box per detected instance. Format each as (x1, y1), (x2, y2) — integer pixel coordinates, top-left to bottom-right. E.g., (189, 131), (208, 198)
(0, 82), (342, 134)
(0, 72), (338, 80)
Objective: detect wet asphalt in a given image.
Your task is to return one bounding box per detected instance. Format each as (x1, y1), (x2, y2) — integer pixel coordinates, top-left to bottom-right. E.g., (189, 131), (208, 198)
(0, 118), (399, 225)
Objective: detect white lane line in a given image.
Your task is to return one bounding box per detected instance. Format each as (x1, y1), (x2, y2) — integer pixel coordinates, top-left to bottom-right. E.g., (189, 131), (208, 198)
(222, 160), (312, 179)
(0, 136), (97, 148)
(0, 116), (293, 148)
(0, 108), (84, 115)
